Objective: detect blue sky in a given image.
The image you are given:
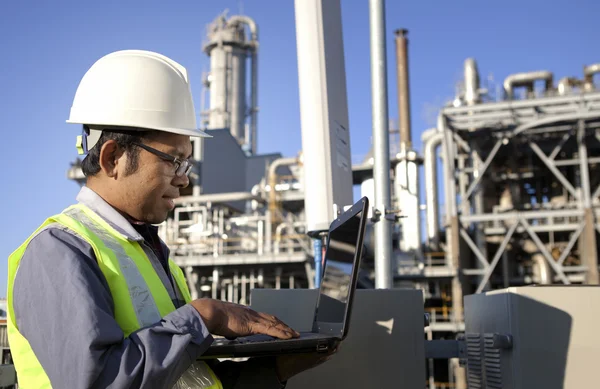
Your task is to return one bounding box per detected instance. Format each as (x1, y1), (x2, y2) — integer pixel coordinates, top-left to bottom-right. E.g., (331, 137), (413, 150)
(0, 0), (597, 295)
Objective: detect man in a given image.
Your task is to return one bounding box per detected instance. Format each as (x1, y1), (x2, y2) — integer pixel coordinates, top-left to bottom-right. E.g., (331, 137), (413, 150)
(7, 50), (332, 388)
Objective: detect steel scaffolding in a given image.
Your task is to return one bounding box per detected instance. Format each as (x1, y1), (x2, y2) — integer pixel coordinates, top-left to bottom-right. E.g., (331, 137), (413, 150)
(441, 89), (600, 314)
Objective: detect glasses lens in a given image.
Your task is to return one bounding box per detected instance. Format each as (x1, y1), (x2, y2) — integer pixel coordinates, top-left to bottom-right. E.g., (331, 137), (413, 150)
(177, 160), (192, 176)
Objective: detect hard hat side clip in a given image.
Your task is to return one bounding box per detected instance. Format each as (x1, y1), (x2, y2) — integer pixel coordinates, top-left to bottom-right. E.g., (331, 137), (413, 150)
(76, 131), (88, 155)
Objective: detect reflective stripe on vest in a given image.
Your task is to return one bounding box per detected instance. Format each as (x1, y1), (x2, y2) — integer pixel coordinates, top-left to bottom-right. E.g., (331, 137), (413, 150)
(7, 203), (222, 389)
(63, 207), (162, 328)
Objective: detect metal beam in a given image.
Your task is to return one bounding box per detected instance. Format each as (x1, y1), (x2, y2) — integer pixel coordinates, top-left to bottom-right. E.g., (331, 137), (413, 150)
(476, 222), (518, 293)
(592, 183), (600, 201)
(579, 120), (592, 208)
(514, 111), (600, 136)
(520, 218), (570, 284)
(529, 141), (579, 200)
(462, 269), (486, 275)
(459, 228), (489, 270)
(453, 133), (471, 152)
(461, 208), (583, 223)
(549, 131), (572, 160)
(578, 119), (600, 284)
(557, 221), (586, 266)
(440, 115), (464, 326)
(464, 139), (503, 200)
(443, 91), (600, 116)
(554, 157), (600, 166)
(484, 224), (583, 235)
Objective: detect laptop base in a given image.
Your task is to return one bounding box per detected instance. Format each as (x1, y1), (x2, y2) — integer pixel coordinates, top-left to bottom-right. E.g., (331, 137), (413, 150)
(200, 332), (338, 358)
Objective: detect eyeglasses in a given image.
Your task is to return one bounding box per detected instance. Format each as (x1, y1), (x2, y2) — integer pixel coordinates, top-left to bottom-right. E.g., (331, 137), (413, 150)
(132, 142), (193, 177)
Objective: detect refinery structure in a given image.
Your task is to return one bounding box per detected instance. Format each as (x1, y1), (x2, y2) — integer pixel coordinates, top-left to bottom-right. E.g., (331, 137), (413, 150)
(60, 2), (600, 389)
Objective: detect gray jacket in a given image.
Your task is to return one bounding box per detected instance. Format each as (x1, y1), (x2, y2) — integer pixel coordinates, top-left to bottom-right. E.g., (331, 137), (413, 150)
(12, 186), (284, 388)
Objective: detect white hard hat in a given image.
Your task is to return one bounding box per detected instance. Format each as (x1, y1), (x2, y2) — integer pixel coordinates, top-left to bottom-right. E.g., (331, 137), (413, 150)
(67, 50), (210, 142)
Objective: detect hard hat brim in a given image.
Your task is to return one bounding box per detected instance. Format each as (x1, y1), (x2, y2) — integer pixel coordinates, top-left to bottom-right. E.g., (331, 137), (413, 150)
(66, 120), (213, 138)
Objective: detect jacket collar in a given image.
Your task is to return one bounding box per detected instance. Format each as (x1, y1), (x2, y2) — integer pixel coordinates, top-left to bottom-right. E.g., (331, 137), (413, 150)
(75, 186), (144, 242)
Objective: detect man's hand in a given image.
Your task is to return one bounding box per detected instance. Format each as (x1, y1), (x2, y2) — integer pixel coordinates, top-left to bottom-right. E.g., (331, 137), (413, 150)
(275, 348), (338, 382)
(190, 298), (300, 339)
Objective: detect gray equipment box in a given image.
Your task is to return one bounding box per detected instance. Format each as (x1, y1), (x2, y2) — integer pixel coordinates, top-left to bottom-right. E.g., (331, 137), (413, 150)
(464, 286), (600, 389)
(250, 288), (426, 389)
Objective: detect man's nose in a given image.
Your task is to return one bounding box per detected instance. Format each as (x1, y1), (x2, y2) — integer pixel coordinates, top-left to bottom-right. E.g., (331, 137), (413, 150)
(173, 173), (190, 189)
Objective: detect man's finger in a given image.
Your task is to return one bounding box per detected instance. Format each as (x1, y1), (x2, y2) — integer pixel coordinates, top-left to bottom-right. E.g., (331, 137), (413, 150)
(255, 322), (295, 339)
(257, 312), (300, 337)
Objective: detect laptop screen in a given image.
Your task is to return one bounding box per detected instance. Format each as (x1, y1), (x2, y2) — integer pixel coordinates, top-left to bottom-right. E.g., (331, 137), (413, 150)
(315, 207), (363, 326)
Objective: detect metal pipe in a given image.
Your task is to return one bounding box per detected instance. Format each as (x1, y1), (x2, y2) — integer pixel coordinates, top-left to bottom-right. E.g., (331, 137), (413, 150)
(369, 0), (393, 289)
(313, 238), (323, 288)
(268, 157), (298, 188)
(424, 131), (444, 249)
(258, 268), (264, 288)
(584, 63), (600, 87)
(212, 268), (219, 299)
(233, 272), (239, 303)
(265, 209), (272, 253)
(557, 77), (581, 96)
(268, 156), (298, 227)
(395, 28), (412, 150)
(227, 16), (258, 41)
(192, 138), (202, 196)
(275, 267), (282, 289)
(472, 144), (489, 290)
(174, 192), (264, 205)
(532, 255), (551, 284)
(274, 222), (289, 254)
(522, 240), (551, 285)
(439, 114), (464, 334)
(257, 220), (264, 255)
(227, 16), (260, 154)
(464, 58), (480, 106)
(250, 49), (258, 154)
(185, 267), (198, 300)
(437, 122), (454, 267)
(503, 70), (553, 100)
(241, 274), (247, 305)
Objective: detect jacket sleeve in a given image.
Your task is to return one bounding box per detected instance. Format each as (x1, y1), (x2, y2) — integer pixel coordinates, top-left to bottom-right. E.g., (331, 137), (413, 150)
(13, 225), (214, 389)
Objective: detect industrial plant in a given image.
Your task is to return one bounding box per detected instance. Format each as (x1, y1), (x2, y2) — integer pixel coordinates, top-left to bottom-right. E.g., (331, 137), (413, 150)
(56, 2), (600, 389)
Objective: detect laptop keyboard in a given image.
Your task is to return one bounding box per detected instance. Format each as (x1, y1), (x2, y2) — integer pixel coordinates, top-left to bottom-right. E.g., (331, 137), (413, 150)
(212, 332), (323, 345)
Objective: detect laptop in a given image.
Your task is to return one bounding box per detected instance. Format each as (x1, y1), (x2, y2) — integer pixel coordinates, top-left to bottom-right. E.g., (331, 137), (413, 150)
(200, 196), (369, 358)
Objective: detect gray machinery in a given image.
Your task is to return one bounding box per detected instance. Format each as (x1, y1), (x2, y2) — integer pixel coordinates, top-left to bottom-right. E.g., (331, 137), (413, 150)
(463, 285), (600, 389)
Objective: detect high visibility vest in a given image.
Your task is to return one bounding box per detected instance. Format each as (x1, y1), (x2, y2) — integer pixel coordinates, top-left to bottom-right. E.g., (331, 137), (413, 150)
(7, 203), (222, 389)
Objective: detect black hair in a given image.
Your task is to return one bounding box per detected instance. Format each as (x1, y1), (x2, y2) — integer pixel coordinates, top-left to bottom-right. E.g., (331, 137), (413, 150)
(81, 128), (150, 177)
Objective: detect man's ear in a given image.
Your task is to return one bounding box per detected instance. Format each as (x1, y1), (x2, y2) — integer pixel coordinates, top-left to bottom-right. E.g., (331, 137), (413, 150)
(98, 140), (125, 179)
